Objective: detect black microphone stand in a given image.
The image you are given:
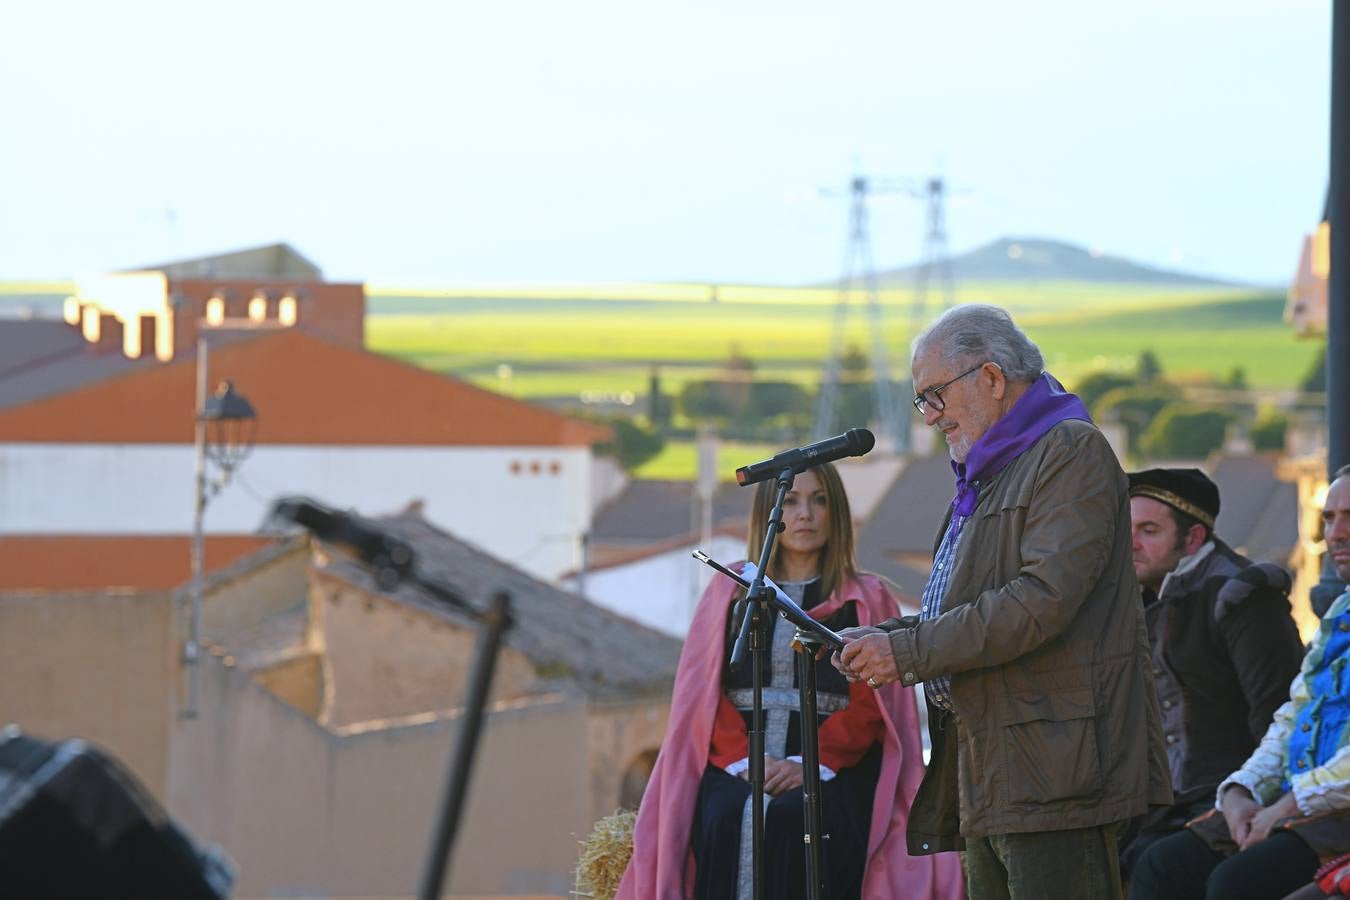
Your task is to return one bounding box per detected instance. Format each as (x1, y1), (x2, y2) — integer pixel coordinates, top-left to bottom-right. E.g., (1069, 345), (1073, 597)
(727, 466), (842, 900)
(336, 554), (514, 900)
(729, 465), (792, 900)
(792, 628), (827, 900)
(416, 583), (512, 900)
(265, 499), (513, 900)
(339, 554), (515, 900)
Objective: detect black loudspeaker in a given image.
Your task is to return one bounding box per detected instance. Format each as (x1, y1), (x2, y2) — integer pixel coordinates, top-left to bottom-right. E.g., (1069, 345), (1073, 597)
(0, 726), (234, 899)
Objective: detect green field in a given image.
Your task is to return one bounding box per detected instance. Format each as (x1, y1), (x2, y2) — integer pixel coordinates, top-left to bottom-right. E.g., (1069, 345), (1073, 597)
(4, 279), (1320, 482)
(365, 282), (1320, 397)
(4, 278), (1316, 393)
(0, 281), (73, 295)
(363, 281), (1323, 480)
(632, 439), (784, 481)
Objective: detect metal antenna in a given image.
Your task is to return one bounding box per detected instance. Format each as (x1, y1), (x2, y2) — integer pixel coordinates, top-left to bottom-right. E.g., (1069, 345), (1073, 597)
(813, 174), (904, 452)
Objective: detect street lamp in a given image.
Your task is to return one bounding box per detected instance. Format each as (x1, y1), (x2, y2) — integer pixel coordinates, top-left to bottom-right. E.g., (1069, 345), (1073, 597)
(184, 338), (257, 718)
(202, 380), (257, 471)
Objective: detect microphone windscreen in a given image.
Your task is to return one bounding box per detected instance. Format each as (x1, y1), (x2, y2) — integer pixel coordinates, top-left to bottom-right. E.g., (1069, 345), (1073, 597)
(851, 428), (876, 455)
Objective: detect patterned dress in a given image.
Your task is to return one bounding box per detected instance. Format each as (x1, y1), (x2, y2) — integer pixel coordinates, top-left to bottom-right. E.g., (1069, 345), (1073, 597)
(691, 577), (885, 900)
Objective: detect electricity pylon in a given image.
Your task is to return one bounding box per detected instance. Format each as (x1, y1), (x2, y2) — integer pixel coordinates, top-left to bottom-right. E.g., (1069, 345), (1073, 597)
(812, 174), (904, 451)
(911, 176), (957, 319)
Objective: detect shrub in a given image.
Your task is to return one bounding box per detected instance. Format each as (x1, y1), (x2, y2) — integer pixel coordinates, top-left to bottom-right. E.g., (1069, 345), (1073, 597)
(1140, 405), (1236, 459)
(749, 381), (811, 422)
(1093, 386), (1176, 454)
(680, 379), (812, 433)
(593, 417), (666, 471)
(1137, 349), (1164, 385)
(1251, 410), (1289, 452)
(1073, 372), (1136, 412)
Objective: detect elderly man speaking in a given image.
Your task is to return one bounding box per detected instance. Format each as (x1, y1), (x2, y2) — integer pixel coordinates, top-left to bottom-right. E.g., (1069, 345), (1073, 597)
(836, 304), (1171, 900)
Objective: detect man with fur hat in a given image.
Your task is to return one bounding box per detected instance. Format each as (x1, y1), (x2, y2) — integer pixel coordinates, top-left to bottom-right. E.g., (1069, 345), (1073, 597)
(1120, 467), (1304, 876)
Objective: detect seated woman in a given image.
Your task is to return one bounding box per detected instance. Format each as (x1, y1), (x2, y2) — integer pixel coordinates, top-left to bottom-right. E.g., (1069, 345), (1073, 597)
(617, 461), (962, 900)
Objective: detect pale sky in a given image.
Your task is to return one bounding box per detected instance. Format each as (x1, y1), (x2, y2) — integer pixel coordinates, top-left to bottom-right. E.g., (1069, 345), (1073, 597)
(0, 0), (1332, 286)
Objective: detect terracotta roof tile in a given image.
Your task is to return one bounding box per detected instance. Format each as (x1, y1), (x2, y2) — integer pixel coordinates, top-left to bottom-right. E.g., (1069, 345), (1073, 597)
(0, 329), (608, 447)
(0, 535), (278, 591)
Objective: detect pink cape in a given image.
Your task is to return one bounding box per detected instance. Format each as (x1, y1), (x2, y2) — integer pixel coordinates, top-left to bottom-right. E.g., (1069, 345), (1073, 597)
(617, 570), (965, 899)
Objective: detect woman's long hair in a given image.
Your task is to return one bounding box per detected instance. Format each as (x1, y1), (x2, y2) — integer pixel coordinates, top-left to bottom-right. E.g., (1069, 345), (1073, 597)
(744, 460), (858, 602)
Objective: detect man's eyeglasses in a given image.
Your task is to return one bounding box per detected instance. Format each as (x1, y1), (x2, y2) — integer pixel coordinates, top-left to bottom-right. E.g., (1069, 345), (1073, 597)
(912, 363), (987, 414)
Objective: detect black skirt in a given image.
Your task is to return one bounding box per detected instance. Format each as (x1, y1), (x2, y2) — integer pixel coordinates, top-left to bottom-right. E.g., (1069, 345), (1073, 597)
(690, 743), (881, 900)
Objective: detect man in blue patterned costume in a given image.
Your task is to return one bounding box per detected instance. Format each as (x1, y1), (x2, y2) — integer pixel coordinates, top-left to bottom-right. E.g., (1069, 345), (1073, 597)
(1130, 464), (1350, 900)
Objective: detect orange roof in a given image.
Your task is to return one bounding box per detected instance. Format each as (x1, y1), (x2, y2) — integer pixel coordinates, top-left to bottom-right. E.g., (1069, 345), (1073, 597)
(0, 536), (277, 591)
(0, 329), (609, 447)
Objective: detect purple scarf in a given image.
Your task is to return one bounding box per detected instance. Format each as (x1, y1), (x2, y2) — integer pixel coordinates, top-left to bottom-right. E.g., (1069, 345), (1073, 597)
(950, 372), (1092, 517)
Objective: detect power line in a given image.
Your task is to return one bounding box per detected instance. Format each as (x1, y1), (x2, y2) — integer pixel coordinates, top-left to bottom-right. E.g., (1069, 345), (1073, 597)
(812, 174), (904, 451)
(912, 176), (958, 318)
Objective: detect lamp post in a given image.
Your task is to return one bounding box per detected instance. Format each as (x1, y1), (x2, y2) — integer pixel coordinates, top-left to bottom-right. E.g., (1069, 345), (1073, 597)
(184, 336), (257, 718)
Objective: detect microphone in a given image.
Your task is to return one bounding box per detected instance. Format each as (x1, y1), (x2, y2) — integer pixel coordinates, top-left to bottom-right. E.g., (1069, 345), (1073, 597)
(266, 497), (414, 589)
(734, 428), (875, 487)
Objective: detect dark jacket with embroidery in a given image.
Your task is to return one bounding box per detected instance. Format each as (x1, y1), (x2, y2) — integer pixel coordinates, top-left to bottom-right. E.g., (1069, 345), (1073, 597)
(1145, 539), (1304, 794)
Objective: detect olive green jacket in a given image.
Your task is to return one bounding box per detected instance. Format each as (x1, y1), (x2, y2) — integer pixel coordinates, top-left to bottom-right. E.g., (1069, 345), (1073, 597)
(884, 419), (1171, 852)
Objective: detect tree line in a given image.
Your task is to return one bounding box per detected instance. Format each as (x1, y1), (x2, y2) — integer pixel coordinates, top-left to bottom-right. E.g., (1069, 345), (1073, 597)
(588, 344), (1327, 471)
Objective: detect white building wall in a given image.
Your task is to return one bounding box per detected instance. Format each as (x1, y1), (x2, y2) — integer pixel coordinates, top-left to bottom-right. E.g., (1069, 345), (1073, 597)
(0, 444), (592, 581)
(568, 533), (746, 638)
(589, 455), (629, 515)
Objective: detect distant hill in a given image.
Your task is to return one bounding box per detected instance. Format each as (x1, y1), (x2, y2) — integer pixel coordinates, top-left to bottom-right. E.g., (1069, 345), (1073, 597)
(874, 237), (1242, 287)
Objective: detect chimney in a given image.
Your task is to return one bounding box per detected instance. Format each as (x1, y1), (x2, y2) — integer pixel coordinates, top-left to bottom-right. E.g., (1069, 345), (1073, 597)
(81, 305), (100, 343)
(133, 315), (157, 360)
(93, 314), (123, 355)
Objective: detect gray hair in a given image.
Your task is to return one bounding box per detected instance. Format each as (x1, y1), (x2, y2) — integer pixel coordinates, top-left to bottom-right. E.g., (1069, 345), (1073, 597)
(912, 304), (1045, 384)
